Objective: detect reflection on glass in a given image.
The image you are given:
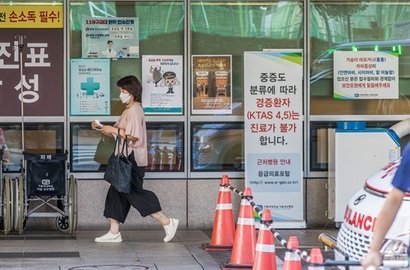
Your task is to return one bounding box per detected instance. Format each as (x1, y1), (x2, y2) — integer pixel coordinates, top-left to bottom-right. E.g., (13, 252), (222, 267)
(310, 121), (398, 171)
(310, 122), (336, 171)
(0, 123), (64, 172)
(192, 122), (244, 171)
(71, 124), (103, 172)
(147, 123), (184, 172)
(191, 1), (303, 116)
(71, 122), (184, 173)
(310, 1), (410, 115)
(70, 1), (185, 116)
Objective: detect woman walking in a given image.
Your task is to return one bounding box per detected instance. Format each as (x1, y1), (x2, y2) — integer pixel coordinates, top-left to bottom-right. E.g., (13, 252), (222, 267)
(92, 75), (179, 243)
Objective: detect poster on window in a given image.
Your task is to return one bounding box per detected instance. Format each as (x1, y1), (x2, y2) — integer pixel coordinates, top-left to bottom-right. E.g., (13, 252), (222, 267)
(192, 55), (232, 114)
(0, 5), (64, 116)
(333, 51), (399, 99)
(82, 17), (139, 59)
(244, 50), (305, 229)
(141, 55), (183, 114)
(70, 59), (111, 116)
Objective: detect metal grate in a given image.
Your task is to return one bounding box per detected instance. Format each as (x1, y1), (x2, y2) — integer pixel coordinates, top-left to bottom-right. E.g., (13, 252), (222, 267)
(337, 223), (371, 261)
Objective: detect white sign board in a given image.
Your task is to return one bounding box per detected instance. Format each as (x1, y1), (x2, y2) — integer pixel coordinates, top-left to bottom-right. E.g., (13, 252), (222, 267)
(244, 51), (305, 228)
(334, 51), (399, 99)
(82, 17), (140, 59)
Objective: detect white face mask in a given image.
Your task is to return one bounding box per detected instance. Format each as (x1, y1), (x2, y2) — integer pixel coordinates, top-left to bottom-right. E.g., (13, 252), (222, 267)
(119, 92), (131, 104)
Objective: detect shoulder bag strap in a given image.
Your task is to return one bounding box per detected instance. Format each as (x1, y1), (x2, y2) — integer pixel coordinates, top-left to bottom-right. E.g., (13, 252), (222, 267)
(114, 128), (121, 154)
(121, 134), (129, 156)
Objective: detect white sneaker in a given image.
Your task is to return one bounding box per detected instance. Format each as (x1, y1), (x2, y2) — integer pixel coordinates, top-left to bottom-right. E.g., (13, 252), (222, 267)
(95, 231), (122, 243)
(163, 218), (179, 242)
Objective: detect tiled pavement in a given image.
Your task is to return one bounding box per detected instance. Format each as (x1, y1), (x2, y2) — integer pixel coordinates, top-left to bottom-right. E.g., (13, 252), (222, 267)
(0, 227), (340, 270)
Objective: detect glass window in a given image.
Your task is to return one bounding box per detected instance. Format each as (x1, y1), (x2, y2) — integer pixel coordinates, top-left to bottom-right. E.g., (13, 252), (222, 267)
(147, 123), (184, 172)
(69, 1), (184, 116)
(191, 1), (304, 116)
(71, 122), (184, 173)
(189, 0), (303, 173)
(69, 1), (187, 177)
(310, 120), (404, 171)
(192, 122), (244, 171)
(0, 123), (64, 172)
(310, 1), (410, 115)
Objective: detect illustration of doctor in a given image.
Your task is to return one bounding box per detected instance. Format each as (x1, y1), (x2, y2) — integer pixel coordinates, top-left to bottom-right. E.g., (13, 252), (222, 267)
(101, 40), (117, 58)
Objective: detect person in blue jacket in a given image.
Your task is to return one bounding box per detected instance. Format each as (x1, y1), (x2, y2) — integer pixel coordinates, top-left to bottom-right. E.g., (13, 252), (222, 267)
(362, 143), (410, 269)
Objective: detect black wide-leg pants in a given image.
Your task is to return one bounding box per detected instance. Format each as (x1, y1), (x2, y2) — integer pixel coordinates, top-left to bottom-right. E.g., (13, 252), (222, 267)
(103, 155), (162, 223)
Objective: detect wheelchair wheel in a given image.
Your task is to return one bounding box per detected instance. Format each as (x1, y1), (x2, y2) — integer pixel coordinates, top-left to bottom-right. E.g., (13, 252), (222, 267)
(68, 175), (77, 235)
(13, 177), (23, 232)
(56, 215), (69, 232)
(1, 176), (11, 235)
(9, 177), (14, 232)
(56, 176), (77, 234)
(17, 175), (25, 235)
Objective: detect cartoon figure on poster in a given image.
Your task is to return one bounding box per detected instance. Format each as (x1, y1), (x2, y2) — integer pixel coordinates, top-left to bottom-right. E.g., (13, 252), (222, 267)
(148, 65), (162, 87)
(160, 71), (180, 94)
(101, 40), (117, 58)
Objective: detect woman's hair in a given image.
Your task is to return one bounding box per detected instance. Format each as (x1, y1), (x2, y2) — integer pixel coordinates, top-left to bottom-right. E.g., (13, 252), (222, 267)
(116, 75), (142, 102)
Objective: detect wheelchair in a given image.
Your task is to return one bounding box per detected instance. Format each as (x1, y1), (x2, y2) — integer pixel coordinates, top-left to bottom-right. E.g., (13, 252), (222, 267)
(0, 146), (12, 235)
(0, 147), (10, 234)
(12, 151), (78, 235)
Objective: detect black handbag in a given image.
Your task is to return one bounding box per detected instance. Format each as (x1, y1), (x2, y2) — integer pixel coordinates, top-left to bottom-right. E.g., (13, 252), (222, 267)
(103, 130), (133, 193)
(94, 134), (116, 164)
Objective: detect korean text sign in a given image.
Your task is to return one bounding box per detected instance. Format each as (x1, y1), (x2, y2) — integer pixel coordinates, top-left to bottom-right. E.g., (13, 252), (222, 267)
(333, 51), (399, 99)
(244, 51), (304, 225)
(0, 6), (62, 28)
(82, 17), (140, 59)
(70, 59), (111, 116)
(0, 6), (63, 116)
(141, 55), (183, 114)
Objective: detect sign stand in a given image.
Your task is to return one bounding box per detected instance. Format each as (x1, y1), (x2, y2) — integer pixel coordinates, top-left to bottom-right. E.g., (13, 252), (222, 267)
(15, 35), (25, 151)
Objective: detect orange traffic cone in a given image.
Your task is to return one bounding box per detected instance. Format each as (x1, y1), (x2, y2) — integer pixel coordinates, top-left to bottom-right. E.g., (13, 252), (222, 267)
(283, 236), (302, 270)
(252, 209), (276, 270)
(203, 175), (235, 251)
(222, 187), (256, 269)
(0, 128), (10, 162)
(308, 248), (325, 270)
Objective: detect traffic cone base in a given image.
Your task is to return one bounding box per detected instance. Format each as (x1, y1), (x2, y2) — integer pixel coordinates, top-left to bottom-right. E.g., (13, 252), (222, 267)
(222, 263), (252, 269)
(283, 236), (302, 270)
(202, 243), (233, 251)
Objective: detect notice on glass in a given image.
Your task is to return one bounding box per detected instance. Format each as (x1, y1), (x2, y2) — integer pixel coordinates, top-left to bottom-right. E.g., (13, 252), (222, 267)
(82, 17), (139, 59)
(192, 55), (232, 114)
(141, 55), (183, 114)
(244, 50), (304, 227)
(333, 51), (399, 99)
(70, 59), (111, 115)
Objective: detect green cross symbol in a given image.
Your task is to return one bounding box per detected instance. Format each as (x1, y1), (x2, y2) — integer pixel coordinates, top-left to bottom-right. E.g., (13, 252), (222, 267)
(81, 77), (100, 95)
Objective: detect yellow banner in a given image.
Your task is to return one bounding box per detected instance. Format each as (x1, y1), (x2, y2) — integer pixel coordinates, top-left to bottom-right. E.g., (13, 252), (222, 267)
(0, 6), (63, 28)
